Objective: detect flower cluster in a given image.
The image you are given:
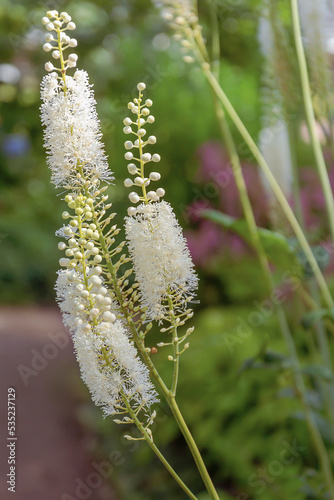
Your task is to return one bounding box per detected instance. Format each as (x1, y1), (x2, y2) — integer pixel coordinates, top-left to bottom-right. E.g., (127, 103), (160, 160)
(56, 269), (158, 417)
(123, 83), (198, 323)
(153, 0), (199, 63)
(123, 82), (165, 215)
(40, 13), (158, 426)
(41, 70), (111, 188)
(125, 201), (198, 322)
(42, 10), (78, 73)
(54, 187), (158, 419)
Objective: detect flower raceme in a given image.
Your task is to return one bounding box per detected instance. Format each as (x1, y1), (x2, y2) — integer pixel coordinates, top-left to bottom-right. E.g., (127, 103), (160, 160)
(40, 11), (158, 427)
(56, 269), (158, 417)
(123, 83), (198, 323)
(40, 70), (111, 189)
(40, 8), (197, 438)
(125, 201), (198, 322)
(39, 11), (223, 500)
(153, 0), (199, 64)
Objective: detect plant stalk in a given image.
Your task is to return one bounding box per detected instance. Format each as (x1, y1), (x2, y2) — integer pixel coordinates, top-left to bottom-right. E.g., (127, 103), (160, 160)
(289, 0), (334, 245)
(123, 397), (198, 500)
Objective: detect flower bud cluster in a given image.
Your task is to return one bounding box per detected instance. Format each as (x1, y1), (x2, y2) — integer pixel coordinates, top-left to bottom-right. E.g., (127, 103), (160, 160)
(42, 10), (78, 74)
(153, 0), (198, 64)
(123, 83), (165, 216)
(56, 191), (118, 325)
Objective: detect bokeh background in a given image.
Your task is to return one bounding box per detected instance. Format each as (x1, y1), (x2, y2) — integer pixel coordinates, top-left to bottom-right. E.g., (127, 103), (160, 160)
(1, 1), (334, 499)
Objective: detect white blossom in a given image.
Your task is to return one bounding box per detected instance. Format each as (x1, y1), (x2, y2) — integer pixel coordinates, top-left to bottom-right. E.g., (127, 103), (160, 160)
(257, 8), (293, 214)
(298, 0), (334, 53)
(153, 0), (198, 27)
(125, 201), (198, 321)
(73, 321), (158, 417)
(40, 70), (112, 189)
(56, 269), (158, 416)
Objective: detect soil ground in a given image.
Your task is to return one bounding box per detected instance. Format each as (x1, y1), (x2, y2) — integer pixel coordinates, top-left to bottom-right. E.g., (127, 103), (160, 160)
(0, 306), (116, 500)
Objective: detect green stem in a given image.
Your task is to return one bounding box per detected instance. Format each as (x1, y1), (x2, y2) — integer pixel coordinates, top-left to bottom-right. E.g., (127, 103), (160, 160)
(191, 10), (334, 494)
(123, 397), (198, 500)
(199, 63), (333, 309)
(168, 396), (220, 500)
(136, 89), (149, 204)
(56, 26), (67, 94)
(277, 308), (334, 499)
(168, 295), (180, 397)
(289, 0), (334, 245)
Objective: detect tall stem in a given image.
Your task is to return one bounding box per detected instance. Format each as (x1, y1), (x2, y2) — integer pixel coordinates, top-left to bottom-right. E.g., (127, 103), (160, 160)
(199, 63), (333, 309)
(290, 0), (334, 245)
(168, 396), (220, 500)
(123, 397), (198, 500)
(192, 8), (334, 495)
(211, 78), (334, 500)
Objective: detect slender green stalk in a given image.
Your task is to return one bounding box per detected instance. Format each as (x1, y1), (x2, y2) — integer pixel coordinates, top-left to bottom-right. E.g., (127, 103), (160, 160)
(168, 396), (220, 500)
(289, 0), (334, 245)
(193, 8), (334, 495)
(199, 63), (334, 309)
(168, 296), (180, 397)
(122, 397), (198, 500)
(277, 307), (334, 499)
(55, 27), (67, 94)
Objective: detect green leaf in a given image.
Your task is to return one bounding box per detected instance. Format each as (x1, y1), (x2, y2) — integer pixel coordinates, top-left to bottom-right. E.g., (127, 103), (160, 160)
(239, 349), (291, 374)
(298, 245), (331, 279)
(202, 209), (297, 269)
(302, 364), (334, 382)
(301, 308), (334, 329)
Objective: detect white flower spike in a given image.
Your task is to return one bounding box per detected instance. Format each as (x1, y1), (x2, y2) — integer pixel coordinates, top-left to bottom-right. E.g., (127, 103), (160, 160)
(40, 13), (158, 426)
(123, 85), (198, 321)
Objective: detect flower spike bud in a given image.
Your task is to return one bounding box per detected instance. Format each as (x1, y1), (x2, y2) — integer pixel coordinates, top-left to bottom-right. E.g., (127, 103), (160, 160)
(41, 11), (78, 79)
(153, 1), (199, 59)
(123, 85), (164, 206)
(43, 43), (53, 52)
